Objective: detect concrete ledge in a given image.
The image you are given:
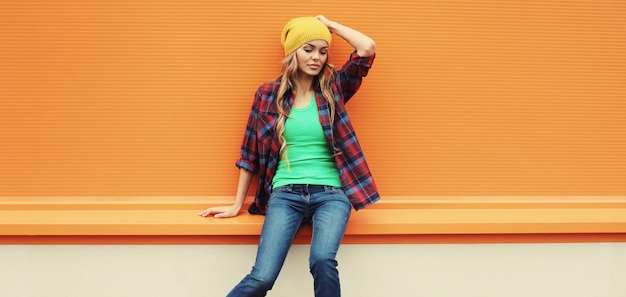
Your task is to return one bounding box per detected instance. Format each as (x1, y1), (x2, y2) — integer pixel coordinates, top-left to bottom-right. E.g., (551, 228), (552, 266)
(1, 196), (626, 244)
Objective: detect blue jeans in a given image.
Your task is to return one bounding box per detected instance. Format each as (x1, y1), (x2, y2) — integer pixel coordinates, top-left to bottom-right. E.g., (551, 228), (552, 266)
(226, 184), (352, 297)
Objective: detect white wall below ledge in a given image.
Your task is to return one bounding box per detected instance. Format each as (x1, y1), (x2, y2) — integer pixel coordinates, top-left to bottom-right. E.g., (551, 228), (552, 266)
(1, 242), (625, 297)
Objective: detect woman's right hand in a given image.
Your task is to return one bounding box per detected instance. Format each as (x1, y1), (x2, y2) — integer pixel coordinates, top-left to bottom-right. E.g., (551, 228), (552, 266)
(199, 169), (253, 218)
(199, 204), (241, 218)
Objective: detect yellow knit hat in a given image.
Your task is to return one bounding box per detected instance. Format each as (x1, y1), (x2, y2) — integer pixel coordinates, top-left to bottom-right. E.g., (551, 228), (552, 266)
(281, 17), (332, 56)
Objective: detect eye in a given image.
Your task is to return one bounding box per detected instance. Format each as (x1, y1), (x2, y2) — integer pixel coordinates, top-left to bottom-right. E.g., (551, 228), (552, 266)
(320, 49), (328, 55)
(303, 47), (313, 53)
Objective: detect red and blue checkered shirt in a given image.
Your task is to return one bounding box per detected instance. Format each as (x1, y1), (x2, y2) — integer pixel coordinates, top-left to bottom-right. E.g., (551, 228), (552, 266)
(236, 51), (380, 214)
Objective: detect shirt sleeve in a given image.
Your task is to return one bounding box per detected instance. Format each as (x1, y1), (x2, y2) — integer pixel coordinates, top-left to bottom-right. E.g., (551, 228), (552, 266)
(235, 87), (262, 174)
(336, 51), (376, 104)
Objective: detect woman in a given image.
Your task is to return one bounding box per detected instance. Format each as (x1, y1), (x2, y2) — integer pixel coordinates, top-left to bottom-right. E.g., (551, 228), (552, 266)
(200, 15), (380, 297)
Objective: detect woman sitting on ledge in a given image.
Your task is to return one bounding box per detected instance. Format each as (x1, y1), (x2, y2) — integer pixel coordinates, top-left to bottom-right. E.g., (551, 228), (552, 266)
(200, 15), (379, 297)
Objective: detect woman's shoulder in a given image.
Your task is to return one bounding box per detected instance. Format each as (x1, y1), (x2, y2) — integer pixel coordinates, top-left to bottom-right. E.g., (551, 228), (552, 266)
(256, 80), (281, 93)
(252, 81), (281, 108)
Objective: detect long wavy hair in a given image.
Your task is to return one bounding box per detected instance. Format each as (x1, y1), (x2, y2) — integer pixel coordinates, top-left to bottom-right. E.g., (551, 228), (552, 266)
(275, 51), (337, 167)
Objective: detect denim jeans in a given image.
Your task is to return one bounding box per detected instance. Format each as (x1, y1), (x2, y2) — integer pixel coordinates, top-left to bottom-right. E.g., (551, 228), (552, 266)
(226, 184), (352, 297)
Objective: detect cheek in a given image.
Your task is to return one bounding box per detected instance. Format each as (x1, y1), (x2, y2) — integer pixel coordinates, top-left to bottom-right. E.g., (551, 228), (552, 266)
(296, 53), (308, 64)
(318, 57), (328, 68)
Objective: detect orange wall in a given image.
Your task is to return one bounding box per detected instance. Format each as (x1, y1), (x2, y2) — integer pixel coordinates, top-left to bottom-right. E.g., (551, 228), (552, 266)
(1, 0), (624, 197)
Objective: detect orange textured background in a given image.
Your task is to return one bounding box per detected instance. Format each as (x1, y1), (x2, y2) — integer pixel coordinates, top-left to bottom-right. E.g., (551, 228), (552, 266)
(1, 0), (624, 197)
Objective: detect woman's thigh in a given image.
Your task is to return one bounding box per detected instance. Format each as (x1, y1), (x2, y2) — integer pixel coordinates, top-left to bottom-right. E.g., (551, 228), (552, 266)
(309, 187), (352, 257)
(251, 189), (306, 277)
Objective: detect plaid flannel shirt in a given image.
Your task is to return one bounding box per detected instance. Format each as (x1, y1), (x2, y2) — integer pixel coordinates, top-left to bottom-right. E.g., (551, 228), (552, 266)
(236, 51), (380, 214)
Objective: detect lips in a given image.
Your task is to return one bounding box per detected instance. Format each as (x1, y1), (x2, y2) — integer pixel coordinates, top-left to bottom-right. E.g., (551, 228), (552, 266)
(308, 64), (321, 69)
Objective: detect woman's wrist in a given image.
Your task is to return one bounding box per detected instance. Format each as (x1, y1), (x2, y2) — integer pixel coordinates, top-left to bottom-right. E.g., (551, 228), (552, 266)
(232, 199), (244, 210)
(326, 21), (339, 33)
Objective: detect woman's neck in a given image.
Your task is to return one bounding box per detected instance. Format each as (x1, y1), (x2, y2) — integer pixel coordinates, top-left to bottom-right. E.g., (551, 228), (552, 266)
(294, 73), (314, 94)
(292, 74), (315, 108)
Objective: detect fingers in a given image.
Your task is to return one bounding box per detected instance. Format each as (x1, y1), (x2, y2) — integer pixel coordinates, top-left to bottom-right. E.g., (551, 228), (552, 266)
(315, 15), (330, 25)
(199, 206), (238, 218)
(198, 207), (220, 217)
(213, 211), (235, 218)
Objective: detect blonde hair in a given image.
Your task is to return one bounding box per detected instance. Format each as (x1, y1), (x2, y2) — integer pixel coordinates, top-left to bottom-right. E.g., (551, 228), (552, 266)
(276, 52), (337, 167)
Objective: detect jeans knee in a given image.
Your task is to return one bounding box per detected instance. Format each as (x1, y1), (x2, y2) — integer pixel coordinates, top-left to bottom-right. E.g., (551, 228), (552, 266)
(245, 269), (278, 291)
(309, 252), (338, 273)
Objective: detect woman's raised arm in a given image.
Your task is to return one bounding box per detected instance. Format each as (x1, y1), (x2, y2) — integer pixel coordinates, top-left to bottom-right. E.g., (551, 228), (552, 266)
(316, 15), (376, 57)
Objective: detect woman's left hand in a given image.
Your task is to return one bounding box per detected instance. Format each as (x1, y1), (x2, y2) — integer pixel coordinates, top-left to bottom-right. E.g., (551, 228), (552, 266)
(315, 15), (335, 32)
(315, 15), (376, 57)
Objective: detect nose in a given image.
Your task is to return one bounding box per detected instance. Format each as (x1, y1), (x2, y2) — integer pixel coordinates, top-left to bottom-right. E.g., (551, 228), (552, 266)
(312, 51), (320, 60)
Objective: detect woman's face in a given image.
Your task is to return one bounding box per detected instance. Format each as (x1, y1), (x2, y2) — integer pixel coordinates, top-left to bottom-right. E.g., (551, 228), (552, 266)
(295, 40), (329, 77)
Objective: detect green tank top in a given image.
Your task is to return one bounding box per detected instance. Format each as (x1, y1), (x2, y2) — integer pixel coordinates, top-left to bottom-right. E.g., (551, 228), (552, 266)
(273, 94), (342, 188)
